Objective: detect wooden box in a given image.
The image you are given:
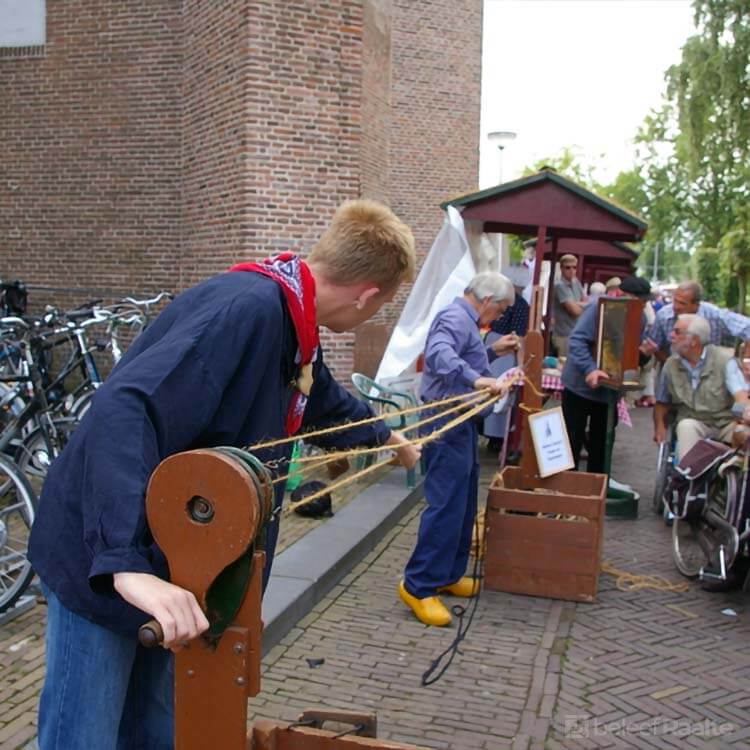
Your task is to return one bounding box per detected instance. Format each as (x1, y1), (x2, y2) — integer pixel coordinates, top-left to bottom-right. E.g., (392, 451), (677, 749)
(484, 466), (607, 602)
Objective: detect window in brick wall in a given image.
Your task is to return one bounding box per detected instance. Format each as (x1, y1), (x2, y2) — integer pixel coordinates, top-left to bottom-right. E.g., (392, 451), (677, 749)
(0, 0), (45, 59)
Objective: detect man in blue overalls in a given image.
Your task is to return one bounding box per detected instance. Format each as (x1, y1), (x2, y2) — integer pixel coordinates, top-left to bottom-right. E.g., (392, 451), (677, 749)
(399, 271), (515, 626)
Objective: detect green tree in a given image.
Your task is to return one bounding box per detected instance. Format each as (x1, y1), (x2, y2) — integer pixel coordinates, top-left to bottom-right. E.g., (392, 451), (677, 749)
(632, 0), (750, 299)
(718, 208), (750, 313)
(521, 146), (599, 186)
(599, 166), (690, 282)
(691, 245), (723, 302)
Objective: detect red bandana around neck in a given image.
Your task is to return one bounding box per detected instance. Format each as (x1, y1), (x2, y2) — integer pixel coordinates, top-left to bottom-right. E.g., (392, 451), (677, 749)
(230, 253), (319, 435)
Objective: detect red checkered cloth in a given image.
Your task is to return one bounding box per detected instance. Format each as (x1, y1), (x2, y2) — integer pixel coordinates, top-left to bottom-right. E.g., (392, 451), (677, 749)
(497, 367), (632, 428)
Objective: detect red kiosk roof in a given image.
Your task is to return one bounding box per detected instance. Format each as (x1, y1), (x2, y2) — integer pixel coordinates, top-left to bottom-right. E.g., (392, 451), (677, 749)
(441, 169), (647, 243)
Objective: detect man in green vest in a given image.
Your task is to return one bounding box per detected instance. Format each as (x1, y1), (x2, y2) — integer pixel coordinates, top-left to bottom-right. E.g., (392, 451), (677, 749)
(654, 313), (737, 460)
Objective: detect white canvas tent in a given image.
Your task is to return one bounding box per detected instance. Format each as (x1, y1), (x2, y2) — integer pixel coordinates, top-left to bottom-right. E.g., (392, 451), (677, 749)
(375, 206), (549, 388)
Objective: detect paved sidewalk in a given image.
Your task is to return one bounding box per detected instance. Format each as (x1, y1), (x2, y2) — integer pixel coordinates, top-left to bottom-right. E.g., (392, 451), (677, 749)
(248, 408), (749, 749)
(2, 409), (749, 749)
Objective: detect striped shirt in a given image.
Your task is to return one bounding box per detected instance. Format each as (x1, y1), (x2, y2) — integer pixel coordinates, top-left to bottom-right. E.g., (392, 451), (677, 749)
(651, 301), (750, 353)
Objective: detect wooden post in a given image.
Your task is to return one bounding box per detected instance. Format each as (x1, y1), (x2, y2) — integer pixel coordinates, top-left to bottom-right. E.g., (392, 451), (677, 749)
(519, 284), (545, 486)
(531, 225), (547, 286)
(543, 236), (558, 354)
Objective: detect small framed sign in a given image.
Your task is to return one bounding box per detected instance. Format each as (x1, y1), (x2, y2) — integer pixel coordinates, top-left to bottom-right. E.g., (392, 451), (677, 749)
(528, 406), (575, 478)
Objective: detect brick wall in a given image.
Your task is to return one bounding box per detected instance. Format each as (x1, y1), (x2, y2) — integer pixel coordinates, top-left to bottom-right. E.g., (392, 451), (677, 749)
(380, 0), (483, 327)
(0, 0), (183, 297)
(1, 0), (482, 382)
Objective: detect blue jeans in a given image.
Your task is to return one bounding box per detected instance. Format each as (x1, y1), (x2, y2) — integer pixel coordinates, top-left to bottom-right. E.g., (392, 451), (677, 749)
(38, 586), (174, 750)
(404, 419), (479, 598)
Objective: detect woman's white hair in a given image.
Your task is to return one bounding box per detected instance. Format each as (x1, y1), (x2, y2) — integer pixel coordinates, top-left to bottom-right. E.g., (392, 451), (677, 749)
(677, 313), (710, 345)
(465, 271), (514, 304)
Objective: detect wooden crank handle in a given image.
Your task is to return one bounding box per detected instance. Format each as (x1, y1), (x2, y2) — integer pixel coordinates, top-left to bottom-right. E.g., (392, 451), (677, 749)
(138, 619), (164, 648)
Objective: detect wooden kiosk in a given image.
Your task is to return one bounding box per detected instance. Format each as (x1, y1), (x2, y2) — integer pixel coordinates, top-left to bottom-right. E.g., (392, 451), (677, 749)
(440, 172), (649, 600)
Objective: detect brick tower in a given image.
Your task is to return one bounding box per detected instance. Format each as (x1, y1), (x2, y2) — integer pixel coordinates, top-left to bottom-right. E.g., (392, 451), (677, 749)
(0, 0), (482, 379)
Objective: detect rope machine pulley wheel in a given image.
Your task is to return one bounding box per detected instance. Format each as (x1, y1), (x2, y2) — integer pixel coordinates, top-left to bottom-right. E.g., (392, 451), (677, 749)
(139, 447), (426, 750)
(138, 448), (271, 750)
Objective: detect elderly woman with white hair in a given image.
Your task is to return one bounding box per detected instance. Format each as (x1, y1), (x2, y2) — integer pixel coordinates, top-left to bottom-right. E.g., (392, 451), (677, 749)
(654, 313), (739, 460)
(398, 271), (514, 627)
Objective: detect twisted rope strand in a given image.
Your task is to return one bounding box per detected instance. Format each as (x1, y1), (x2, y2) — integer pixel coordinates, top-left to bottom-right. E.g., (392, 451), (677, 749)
(285, 456), (392, 515)
(285, 390), (489, 468)
(270, 391), (490, 486)
(285, 391), (499, 513)
(244, 389), (490, 453)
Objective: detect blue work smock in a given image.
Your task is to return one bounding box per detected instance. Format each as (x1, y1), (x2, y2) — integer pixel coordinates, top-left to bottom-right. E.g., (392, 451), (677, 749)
(29, 272), (390, 634)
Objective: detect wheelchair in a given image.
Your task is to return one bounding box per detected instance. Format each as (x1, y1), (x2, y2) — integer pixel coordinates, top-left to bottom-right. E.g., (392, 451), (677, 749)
(669, 428), (750, 588)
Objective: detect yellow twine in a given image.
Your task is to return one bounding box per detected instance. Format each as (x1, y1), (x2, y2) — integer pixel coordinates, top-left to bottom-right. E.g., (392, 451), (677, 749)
(289, 391), (488, 466)
(285, 456), (392, 515)
(245, 388), (491, 453)
(601, 560), (691, 593)
(270, 390), (491, 486)
(282, 391), (500, 512)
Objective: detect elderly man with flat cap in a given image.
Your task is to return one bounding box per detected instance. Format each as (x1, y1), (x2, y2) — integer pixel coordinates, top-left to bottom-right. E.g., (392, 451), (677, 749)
(561, 275), (652, 473)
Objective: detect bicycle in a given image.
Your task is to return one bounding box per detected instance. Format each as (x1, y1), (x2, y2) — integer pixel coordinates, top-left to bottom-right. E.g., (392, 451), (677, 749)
(0, 317), (75, 493)
(0, 452), (37, 613)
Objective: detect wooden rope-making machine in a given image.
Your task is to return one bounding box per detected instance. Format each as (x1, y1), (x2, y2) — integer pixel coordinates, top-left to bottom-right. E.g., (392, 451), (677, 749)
(139, 444), (431, 749)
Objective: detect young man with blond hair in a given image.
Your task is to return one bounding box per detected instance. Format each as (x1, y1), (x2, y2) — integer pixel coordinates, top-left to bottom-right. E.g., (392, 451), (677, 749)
(30, 199), (421, 749)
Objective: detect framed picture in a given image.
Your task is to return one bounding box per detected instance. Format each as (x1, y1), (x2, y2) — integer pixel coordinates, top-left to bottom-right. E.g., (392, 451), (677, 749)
(527, 406), (575, 478)
(595, 297), (644, 390)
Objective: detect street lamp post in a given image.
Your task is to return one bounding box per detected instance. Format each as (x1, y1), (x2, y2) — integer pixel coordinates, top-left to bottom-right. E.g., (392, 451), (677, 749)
(487, 130), (517, 184)
(487, 130), (517, 268)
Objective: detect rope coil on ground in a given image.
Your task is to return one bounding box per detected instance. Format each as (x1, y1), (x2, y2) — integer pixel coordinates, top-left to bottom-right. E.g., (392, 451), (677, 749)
(601, 560), (691, 593)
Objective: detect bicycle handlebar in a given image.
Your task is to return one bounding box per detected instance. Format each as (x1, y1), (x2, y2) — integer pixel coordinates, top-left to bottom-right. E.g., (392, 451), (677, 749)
(122, 291), (173, 308)
(0, 316), (30, 330)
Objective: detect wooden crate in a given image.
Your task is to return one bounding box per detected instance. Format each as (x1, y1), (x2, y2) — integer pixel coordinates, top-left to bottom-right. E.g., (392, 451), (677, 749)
(484, 466), (607, 603)
(249, 715), (426, 749)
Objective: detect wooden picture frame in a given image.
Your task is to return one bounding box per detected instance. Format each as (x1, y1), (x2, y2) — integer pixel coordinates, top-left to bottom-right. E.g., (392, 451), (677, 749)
(595, 297), (644, 390)
(527, 406), (575, 478)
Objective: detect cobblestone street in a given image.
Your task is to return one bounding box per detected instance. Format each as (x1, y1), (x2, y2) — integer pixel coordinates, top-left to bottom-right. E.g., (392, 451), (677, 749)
(2, 408), (749, 749)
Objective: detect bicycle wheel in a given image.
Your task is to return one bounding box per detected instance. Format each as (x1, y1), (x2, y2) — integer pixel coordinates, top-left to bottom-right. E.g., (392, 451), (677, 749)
(0, 453), (37, 613)
(14, 417), (77, 494)
(68, 387), (96, 421)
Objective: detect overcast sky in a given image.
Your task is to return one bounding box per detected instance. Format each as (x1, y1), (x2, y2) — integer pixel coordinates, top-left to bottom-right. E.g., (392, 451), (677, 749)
(479, 0), (697, 188)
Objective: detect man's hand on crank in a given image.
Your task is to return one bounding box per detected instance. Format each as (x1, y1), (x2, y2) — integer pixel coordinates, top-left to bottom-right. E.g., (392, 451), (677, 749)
(113, 572), (209, 651)
(490, 333), (520, 356)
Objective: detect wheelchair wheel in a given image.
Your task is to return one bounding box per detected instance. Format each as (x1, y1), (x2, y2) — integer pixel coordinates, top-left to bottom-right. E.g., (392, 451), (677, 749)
(672, 514), (735, 579)
(708, 464), (739, 525)
(652, 442), (670, 513)
(672, 517), (710, 578)
(704, 467), (741, 570)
